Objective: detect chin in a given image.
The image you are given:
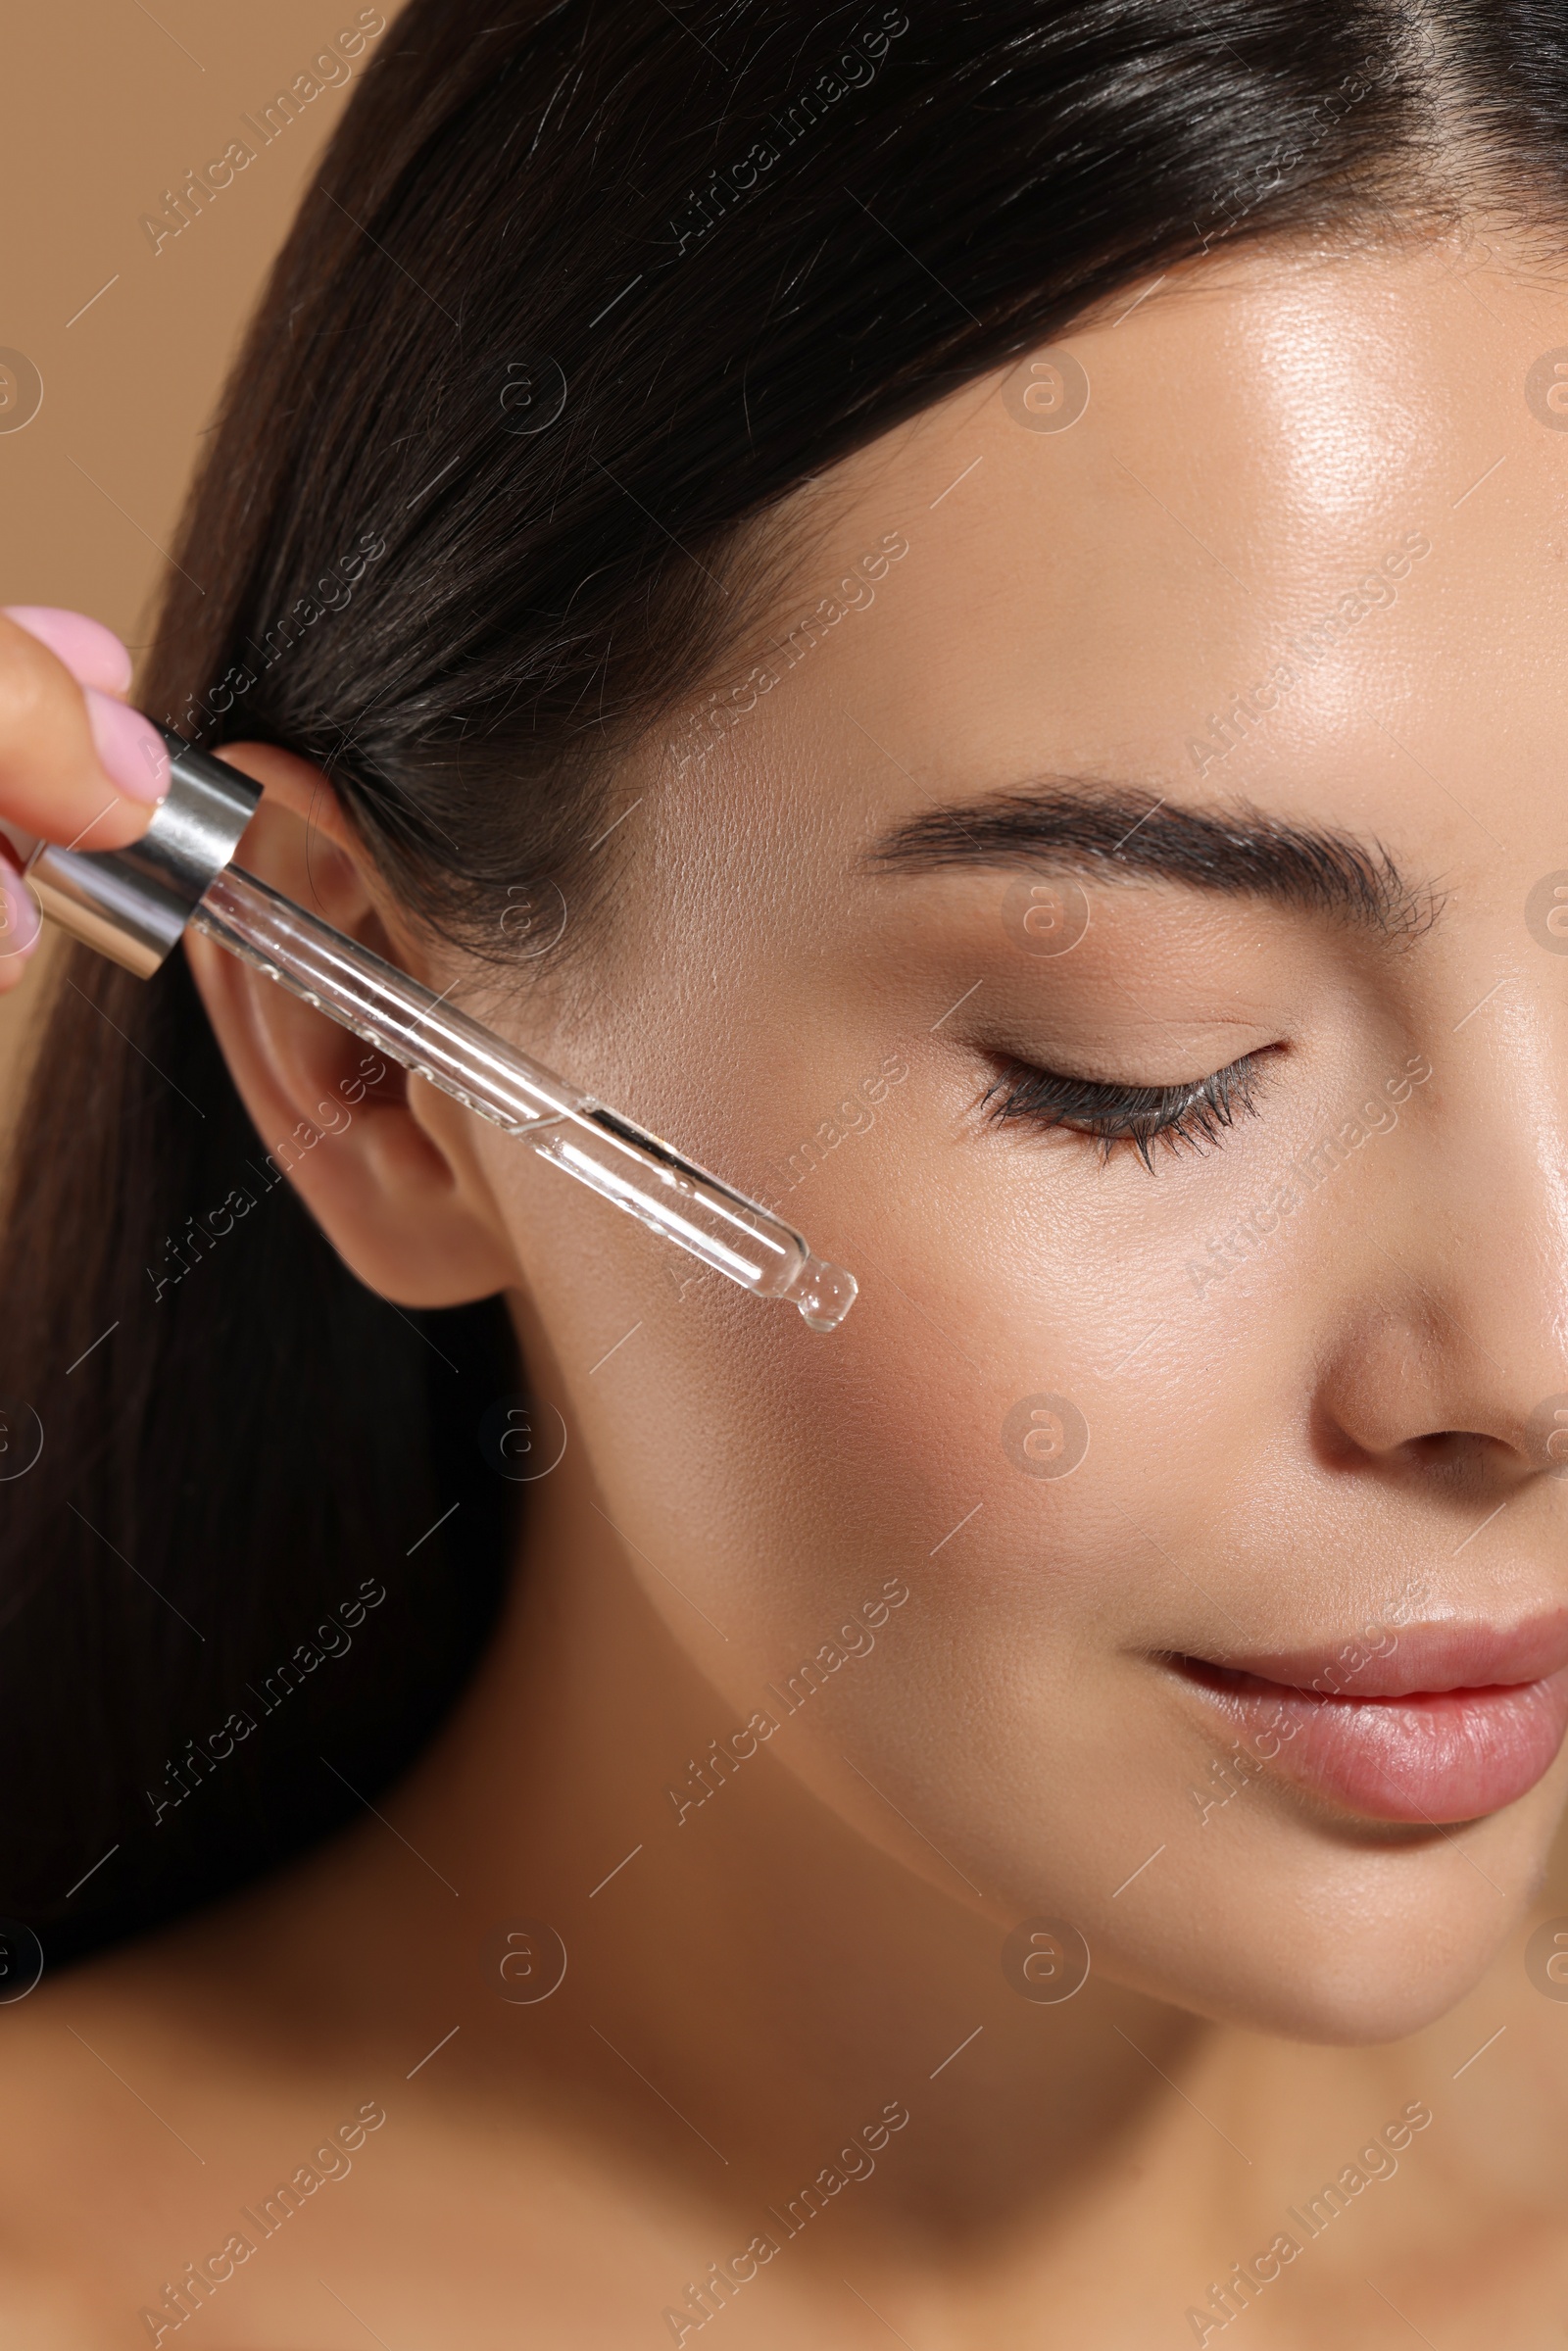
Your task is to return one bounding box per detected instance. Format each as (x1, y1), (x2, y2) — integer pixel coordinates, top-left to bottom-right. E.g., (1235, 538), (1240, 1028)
(1132, 1928), (1503, 2047)
(1068, 1790), (1559, 2045)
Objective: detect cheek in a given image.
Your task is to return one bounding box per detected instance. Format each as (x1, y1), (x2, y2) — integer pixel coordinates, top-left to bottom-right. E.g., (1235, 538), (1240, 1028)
(499, 1036), (1200, 1690)
(480, 951), (1308, 1933)
(523, 1117), (1135, 1829)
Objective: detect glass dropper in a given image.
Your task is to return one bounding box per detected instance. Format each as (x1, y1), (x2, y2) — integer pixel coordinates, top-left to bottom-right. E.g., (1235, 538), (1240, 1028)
(192, 865), (858, 1329)
(20, 727), (858, 1333)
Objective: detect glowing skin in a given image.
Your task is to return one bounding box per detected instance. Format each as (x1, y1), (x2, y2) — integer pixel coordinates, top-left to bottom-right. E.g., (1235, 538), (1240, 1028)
(403, 226), (1568, 2033)
(4, 230), (1568, 2343)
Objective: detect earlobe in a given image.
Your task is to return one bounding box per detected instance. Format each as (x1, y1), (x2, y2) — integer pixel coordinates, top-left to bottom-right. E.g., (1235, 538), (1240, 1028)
(180, 739), (521, 1308)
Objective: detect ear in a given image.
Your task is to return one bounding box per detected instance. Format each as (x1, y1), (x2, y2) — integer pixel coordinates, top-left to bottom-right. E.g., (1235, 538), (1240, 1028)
(180, 740), (520, 1308)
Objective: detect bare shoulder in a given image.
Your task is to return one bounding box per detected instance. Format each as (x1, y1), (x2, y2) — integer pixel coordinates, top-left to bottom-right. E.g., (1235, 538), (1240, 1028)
(0, 1932), (222, 2341)
(0, 1922), (748, 2348)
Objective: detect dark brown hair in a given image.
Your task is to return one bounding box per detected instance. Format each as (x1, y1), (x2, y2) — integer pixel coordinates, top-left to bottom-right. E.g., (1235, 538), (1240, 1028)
(0, 0), (1553, 1959)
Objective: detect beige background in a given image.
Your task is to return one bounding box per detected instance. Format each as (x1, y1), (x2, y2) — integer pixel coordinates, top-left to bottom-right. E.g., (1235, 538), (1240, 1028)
(0, 1), (378, 1070)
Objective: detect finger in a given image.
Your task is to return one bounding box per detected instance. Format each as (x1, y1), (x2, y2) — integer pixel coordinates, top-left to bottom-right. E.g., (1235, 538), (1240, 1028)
(0, 611), (168, 855)
(0, 606), (133, 696)
(0, 843), (41, 991)
(82, 686), (172, 802)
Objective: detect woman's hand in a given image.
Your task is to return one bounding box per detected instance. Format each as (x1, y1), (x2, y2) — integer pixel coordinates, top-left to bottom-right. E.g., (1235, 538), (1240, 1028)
(0, 606), (172, 993)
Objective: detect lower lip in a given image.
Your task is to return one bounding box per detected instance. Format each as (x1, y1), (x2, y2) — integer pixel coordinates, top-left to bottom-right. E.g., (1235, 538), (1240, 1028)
(1173, 1660), (1568, 1825)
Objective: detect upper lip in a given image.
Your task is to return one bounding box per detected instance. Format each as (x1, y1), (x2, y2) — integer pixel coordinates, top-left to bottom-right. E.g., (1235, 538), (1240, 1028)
(1185, 1609), (1568, 1699)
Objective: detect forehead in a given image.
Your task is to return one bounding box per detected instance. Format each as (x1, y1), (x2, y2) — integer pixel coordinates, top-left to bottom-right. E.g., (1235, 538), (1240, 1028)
(650, 235), (1568, 910)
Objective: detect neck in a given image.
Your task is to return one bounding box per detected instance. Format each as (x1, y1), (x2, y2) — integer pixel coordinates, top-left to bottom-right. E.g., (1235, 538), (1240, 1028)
(191, 1427), (1396, 2273)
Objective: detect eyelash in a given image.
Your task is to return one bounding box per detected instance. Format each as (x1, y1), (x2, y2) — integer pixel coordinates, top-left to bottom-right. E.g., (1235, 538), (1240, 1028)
(980, 1049), (1272, 1168)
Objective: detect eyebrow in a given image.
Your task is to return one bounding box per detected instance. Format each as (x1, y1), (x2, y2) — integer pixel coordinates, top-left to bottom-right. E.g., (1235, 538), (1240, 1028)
(868, 781), (1434, 938)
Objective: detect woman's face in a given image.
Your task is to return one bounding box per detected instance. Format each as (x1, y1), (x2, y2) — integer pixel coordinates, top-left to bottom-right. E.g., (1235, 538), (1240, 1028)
(446, 232), (1568, 2041)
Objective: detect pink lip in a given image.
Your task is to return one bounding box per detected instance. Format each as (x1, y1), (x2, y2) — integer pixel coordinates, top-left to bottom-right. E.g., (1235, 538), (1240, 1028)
(1171, 1612), (1568, 1825)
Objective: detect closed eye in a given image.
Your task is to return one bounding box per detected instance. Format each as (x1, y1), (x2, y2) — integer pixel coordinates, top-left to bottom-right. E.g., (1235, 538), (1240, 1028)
(980, 1046), (1277, 1170)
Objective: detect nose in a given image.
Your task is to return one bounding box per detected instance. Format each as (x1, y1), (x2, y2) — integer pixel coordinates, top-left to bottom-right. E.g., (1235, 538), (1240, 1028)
(1311, 1045), (1568, 1502)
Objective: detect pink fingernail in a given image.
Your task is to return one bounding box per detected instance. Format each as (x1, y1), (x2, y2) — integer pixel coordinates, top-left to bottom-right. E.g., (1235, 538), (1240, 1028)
(0, 859), (40, 960)
(2, 605), (132, 695)
(84, 687), (170, 804)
